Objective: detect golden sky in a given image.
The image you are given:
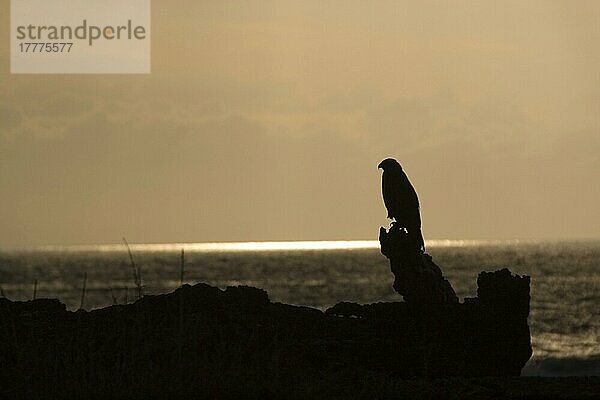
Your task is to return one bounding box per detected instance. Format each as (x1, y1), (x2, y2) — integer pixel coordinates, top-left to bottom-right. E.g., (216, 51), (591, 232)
(1, 1), (599, 245)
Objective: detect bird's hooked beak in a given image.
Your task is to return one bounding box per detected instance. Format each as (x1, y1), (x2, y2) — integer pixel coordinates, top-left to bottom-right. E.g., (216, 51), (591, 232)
(377, 161), (384, 169)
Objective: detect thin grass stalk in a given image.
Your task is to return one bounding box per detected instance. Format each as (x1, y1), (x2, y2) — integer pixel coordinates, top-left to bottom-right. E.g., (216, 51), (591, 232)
(79, 272), (87, 310)
(33, 279), (38, 300)
(180, 248), (185, 287)
(109, 287), (118, 305)
(122, 237), (142, 300)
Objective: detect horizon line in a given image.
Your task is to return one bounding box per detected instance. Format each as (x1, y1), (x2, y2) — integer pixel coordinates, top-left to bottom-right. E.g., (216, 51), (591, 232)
(3, 238), (599, 252)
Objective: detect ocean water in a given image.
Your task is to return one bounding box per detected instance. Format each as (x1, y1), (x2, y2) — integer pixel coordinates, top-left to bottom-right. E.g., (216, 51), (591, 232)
(0, 240), (598, 376)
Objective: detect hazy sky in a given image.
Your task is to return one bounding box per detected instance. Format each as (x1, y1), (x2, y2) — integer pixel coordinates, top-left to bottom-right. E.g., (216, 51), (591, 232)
(1, 1), (599, 246)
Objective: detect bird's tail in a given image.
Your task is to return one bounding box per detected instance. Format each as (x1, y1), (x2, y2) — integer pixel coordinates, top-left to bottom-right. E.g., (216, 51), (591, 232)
(409, 227), (425, 253)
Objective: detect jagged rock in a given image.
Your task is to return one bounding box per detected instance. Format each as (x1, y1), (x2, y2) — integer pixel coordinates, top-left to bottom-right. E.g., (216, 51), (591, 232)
(0, 269), (533, 399)
(379, 224), (458, 304)
(477, 268), (531, 315)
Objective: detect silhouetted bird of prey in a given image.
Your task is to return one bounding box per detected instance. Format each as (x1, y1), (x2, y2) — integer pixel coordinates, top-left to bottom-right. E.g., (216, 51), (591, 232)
(378, 158), (425, 252)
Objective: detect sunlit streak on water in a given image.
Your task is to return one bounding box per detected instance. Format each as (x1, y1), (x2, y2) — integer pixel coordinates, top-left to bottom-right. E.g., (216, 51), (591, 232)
(13, 239), (533, 253)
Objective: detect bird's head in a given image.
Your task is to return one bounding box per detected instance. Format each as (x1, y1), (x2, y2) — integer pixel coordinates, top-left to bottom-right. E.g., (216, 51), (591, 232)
(378, 158), (401, 171)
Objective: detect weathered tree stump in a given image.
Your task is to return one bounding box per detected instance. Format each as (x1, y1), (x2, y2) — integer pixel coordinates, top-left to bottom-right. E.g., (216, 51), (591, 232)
(379, 223), (458, 304)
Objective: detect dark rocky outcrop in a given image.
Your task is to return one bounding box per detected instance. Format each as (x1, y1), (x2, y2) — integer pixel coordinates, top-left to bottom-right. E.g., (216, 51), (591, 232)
(0, 225), (534, 398)
(376, 222), (532, 378)
(379, 223), (458, 304)
(1, 274), (532, 398)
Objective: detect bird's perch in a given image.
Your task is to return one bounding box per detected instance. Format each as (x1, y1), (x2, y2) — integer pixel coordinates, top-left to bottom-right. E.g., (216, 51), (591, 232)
(379, 223), (458, 304)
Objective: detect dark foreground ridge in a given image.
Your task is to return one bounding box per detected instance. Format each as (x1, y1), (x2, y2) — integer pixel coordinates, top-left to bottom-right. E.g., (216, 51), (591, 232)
(1, 277), (599, 399)
(3, 266), (534, 399)
(1, 224), (592, 399)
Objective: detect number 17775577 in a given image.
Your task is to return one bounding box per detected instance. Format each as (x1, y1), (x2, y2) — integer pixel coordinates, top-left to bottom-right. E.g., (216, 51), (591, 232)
(18, 42), (73, 52)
